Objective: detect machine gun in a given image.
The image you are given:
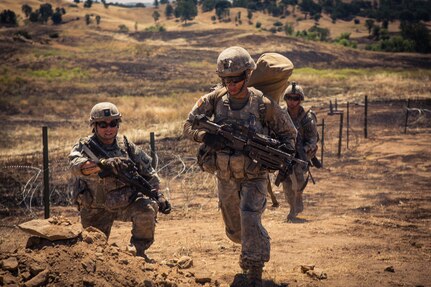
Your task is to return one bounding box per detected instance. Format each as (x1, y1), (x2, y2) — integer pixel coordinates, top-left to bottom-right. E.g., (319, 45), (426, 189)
(81, 137), (171, 214)
(192, 114), (308, 186)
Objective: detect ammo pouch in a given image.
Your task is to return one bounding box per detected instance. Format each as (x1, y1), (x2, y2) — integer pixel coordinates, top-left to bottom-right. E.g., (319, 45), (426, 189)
(104, 186), (135, 211)
(73, 178), (93, 210)
(197, 143), (217, 174)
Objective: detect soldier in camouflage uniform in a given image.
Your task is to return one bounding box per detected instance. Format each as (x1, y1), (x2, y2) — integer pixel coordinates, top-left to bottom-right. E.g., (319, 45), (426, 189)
(69, 102), (170, 259)
(183, 47), (297, 287)
(282, 83), (319, 222)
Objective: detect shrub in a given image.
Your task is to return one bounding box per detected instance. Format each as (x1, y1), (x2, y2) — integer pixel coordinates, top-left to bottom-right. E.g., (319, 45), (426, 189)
(0, 9), (18, 27)
(255, 21), (261, 28)
(118, 24), (129, 33)
(144, 24), (166, 32)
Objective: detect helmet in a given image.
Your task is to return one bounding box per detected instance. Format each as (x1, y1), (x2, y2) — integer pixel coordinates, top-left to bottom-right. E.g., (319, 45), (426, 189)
(284, 82), (305, 101)
(89, 102), (122, 125)
(216, 46), (256, 77)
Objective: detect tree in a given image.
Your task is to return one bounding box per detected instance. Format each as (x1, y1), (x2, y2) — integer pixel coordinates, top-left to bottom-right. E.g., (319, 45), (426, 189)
(165, 3), (174, 18)
(74, 0), (80, 3)
(202, 0), (216, 12)
(0, 10), (18, 27)
(85, 14), (91, 25)
(51, 11), (62, 24)
(400, 21), (431, 53)
(247, 9), (253, 24)
(160, 0), (169, 4)
(84, 0), (93, 8)
(154, 0), (159, 9)
(21, 4), (32, 18)
(29, 11), (39, 23)
(365, 19), (374, 35)
(175, 0), (197, 24)
(152, 10), (160, 22)
(39, 3), (53, 23)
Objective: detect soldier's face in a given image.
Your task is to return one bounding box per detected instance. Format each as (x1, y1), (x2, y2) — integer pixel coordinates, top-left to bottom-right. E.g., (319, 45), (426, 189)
(95, 119), (119, 144)
(226, 80), (244, 95)
(286, 97), (301, 109)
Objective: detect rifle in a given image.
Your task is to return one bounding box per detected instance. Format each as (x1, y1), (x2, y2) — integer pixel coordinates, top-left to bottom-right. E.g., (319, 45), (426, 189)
(192, 114), (308, 186)
(81, 137), (171, 214)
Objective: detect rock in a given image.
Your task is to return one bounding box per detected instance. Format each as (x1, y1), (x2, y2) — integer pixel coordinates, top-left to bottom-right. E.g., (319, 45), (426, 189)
(29, 262), (46, 276)
(23, 269), (50, 287)
(177, 256), (193, 269)
(384, 266), (395, 272)
(82, 227), (107, 245)
(299, 264), (315, 273)
(2, 257), (19, 271)
(81, 257), (96, 273)
(21, 271), (31, 281)
(1, 273), (19, 285)
(306, 268), (327, 280)
(18, 218), (82, 241)
(194, 271), (212, 284)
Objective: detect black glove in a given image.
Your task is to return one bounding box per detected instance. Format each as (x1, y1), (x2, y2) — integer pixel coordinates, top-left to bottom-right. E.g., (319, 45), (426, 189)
(100, 157), (130, 175)
(157, 193), (171, 214)
(203, 133), (226, 150)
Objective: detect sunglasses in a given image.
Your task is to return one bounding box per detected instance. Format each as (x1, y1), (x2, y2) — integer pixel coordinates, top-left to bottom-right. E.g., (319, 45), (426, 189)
(285, 95), (301, 101)
(97, 120), (119, 128)
(222, 75), (246, 84)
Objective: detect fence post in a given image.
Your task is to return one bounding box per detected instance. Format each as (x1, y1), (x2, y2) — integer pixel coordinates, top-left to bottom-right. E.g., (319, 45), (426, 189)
(150, 132), (157, 169)
(42, 126), (50, 219)
(338, 112), (344, 158)
(364, 95), (368, 138)
(346, 102), (350, 149)
(404, 98), (410, 133)
(335, 98), (338, 111)
(329, 100), (333, 114)
(321, 118), (325, 167)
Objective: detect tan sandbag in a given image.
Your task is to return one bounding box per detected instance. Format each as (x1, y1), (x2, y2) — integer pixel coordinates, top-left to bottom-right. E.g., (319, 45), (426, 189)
(249, 53), (294, 103)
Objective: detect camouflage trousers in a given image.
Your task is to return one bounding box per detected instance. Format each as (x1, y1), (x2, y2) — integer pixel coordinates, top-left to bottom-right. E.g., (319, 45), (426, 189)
(217, 175), (270, 267)
(80, 197), (158, 253)
(282, 165), (308, 219)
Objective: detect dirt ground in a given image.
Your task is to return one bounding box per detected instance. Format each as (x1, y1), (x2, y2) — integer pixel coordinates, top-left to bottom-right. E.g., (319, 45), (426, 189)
(1, 120), (430, 286)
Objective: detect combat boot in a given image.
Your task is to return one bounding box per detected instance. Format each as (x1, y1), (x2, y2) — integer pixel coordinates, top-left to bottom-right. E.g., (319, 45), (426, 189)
(247, 265), (263, 287)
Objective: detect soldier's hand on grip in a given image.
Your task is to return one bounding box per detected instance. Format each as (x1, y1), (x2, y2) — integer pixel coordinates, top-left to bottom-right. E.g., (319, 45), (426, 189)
(100, 157), (130, 175)
(157, 193), (171, 214)
(203, 133), (226, 150)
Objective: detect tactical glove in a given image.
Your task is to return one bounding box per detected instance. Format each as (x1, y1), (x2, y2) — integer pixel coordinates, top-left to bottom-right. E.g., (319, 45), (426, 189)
(100, 157), (129, 175)
(203, 133), (226, 150)
(157, 193), (171, 214)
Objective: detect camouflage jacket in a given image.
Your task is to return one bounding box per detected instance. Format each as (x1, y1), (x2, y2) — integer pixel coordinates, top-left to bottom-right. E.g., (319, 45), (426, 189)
(183, 87), (297, 150)
(288, 106), (319, 161)
(69, 134), (160, 209)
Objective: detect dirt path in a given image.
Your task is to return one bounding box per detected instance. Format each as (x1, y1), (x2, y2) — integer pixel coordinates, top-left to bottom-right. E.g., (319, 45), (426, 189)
(1, 132), (430, 286)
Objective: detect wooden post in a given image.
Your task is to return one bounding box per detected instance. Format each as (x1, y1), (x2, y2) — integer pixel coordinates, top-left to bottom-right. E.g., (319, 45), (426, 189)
(404, 98), (410, 134)
(338, 112), (343, 158)
(150, 132), (157, 169)
(364, 95), (368, 139)
(335, 98), (338, 111)
(42, 126), (50, 219)
(329, 100), (333, 114)
(347, 102), (350, 149)
(321, 118), (324, 167)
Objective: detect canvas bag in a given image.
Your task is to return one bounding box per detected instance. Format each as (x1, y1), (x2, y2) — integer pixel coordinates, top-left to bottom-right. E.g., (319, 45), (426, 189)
(248, 52), (294, 103)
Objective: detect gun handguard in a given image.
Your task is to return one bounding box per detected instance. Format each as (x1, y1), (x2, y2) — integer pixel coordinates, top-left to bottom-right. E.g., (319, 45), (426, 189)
(84, 139), (170, 213)
(192, 114), (308, 186)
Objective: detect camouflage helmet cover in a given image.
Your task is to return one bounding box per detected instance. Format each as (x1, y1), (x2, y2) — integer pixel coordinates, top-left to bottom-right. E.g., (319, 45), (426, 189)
(284, 82), (305, 101)
(89, 102), (122, 125)
(216, 46), (256, 77)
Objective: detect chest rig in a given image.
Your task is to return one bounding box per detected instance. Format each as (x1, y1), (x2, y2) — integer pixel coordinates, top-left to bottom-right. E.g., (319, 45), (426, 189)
(211, 89), (269, 180)
(214, 89), (267, 135)
(81, 136), (133, 208)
